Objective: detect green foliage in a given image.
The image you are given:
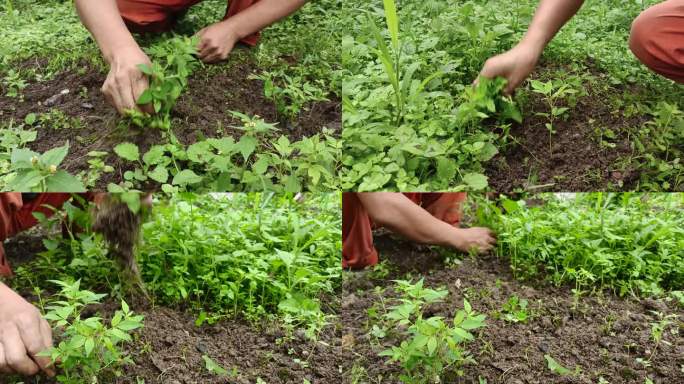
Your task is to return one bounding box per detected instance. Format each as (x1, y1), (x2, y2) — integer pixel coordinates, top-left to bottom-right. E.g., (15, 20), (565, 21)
(341, 0), (521, 191)
(126, 35), (200, 130)
(479, 193), (684, 297)
(251, 71), (330, 121)
(501, 295), (529, 323)
(110, 115), (340, 192)
(375, 279), (486, 383)
(38, 280), (144, 384)
(544, 354), (577, 376)
(7, 141), (85, 192)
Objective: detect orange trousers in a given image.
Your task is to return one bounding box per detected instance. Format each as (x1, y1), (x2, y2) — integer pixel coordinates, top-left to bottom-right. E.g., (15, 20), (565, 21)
(0, 193), (75, 277)
(342, 193), (467, 270)
(630, 0), (684, 83)
(117, 0), (261, 46)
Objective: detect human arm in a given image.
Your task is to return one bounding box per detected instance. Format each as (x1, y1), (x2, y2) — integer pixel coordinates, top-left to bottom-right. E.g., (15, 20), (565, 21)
(74, 0), (151, 114)
(478, 0), (585, 94)
(0, 283), (54, 377)
(357, 193), (496, 254)
(196, 0), (308, 63)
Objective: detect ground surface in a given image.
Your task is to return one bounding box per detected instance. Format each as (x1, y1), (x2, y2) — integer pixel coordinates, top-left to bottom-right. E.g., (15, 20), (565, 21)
(4, 232), (342, 384)
(0, 53), (340, 190)
(342, 233), (684, 384)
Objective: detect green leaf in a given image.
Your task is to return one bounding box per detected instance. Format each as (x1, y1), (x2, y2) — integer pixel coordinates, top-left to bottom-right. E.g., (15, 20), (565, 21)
(137, 89), (153, 105)
(8, 170), (43, 191)
(172, 169), (203, 186)
(148, 165), (169, 183)
(202, 355), (228, 376)
(45, 170), (86, 192)
(545, 354), (572, 376)
(235, 135), (257, 162)
(114, 142), (140, 162)
(40, 142), (70, 168)
(84, 337), (95, 357)
(462, 173), (488, 190)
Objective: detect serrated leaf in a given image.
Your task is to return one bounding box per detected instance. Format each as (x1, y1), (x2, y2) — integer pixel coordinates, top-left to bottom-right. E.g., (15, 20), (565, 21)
(114, 143), (140, 162)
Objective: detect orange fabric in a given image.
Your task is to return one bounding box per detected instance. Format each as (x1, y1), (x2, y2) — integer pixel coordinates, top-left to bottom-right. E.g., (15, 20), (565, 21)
(342, 193), (467, 270)
(0, 193), (73, 277)
(629, 0), (684, 84)
(117, 0), (261, 46)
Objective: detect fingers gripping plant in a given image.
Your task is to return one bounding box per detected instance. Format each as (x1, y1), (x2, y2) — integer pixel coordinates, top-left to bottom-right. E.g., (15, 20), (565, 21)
(38, 280), (144, 384)
(127, 36), (200, 130)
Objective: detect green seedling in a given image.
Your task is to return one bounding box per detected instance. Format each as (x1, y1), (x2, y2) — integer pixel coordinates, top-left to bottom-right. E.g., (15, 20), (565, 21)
(544, 354), (579, 376)
(38, 280), (144, 384)
(529, 79), (577, 153)
(126, 35), (200, 130)
(202, 355), (237, 377)
(501, 295), (528, 323)
(378, 280), (486, 383)
(250, 71), (329, 121)
(3, 68), (27, 98)
(8, 141), (86, 192)
(648, 312), (678, 361)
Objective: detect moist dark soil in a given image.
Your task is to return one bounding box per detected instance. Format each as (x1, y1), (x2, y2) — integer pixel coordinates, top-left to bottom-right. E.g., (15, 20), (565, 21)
(4, 233), (342, 384)
(342, 233), (684, 384)
(0, 51), (341, 190)
(485, 63), (649, 193)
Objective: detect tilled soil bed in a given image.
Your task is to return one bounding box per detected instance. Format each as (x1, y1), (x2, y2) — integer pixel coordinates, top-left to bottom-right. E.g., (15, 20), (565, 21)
(485, 62), (651, 193)
(0, 51), (340, 190)
(342, 233), (684, 384)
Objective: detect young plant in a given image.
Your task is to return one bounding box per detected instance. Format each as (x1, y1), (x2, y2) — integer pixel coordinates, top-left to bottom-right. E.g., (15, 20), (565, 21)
(8, 141), (86, 191)
(126, 36), (200, 130)
(250, 71), (329, 121)
(501, 295), (529, 323)
(378, 279), (486, 383)
(529, 79), (577, 153)
(38, 280), (144, 384)
(3, 68), (27, 98)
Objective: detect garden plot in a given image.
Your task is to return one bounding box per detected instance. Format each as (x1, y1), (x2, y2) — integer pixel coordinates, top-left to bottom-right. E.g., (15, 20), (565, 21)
(342, 194), (684, 383)
(341, 0), (684, 192)
(0, 0), (342, 192)
(2, 193), (342, 383)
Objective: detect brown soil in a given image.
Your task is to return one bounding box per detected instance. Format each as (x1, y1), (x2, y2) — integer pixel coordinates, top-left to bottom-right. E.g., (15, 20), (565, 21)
(485, 64), (649, 193)
(342, 233), (684, 384)
(0, 52), (340, 190)
(4, 233), (342, 384)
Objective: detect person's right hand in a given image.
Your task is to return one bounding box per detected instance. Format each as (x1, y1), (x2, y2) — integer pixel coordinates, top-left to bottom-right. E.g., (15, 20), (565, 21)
(477, 42), (543, 95)
(452, 227), (497, 254)
(0, 284), (55, 377)
(102, 46), (153, 115)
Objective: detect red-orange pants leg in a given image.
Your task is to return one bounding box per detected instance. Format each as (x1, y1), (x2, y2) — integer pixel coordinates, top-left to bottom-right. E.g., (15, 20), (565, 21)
(342, 193), (378, 270)
(629, 0), (684, 84)
(117, 0), (262, 46)
(0, 193), (73, 277)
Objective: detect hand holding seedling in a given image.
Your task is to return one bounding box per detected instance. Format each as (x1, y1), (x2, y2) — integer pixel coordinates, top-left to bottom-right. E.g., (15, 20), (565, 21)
(478, 0), (584, 94)
(478, 43), (541, 95)
(0, 283), (55, 377)
(103, 46), (154, 115)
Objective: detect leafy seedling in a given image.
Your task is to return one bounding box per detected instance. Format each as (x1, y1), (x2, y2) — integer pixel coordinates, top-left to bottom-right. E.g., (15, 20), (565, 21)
(501, 295), (529, 323)
(39, 280), (144, 384)
(8, 141), (85, 191)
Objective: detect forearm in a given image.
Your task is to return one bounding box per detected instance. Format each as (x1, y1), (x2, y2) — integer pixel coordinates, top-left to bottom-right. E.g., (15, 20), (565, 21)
(358, 193), (459, 248)
(74, 0), (139, 64)
(222, 0), (308, 40)
(520, 0), (584, 53)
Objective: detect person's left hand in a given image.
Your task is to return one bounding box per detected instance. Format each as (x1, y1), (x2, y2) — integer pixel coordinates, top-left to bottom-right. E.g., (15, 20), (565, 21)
(195, 21), (240, 64)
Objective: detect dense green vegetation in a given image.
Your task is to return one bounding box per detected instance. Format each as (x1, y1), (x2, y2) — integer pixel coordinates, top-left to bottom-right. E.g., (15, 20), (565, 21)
(341, 0), (684, 191)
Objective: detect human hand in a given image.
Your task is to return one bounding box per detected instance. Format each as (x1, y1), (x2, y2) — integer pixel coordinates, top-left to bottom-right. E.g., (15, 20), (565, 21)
(477, 42), (543, 95)
(452, 227), (497, 254)
(102, 46), (153, 115)
(195, 21), (240, 64)
(0, 284), (54, 377)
